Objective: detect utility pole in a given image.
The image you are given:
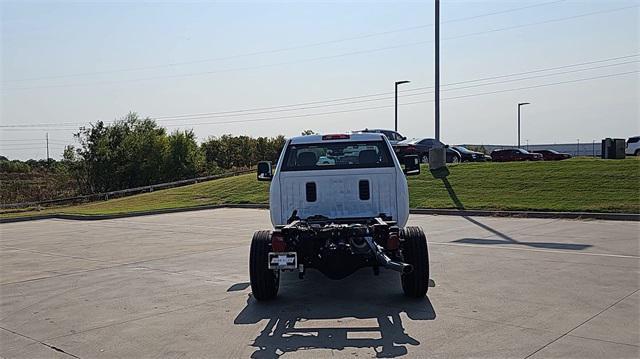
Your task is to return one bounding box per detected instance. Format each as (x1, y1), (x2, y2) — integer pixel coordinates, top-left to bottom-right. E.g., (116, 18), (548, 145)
(428, 0), (448, 178)
(434, 0), (440, 142)
(46, 132), (50, 161)
(577, 139), (580, 157)
(394, 80), (410, 132)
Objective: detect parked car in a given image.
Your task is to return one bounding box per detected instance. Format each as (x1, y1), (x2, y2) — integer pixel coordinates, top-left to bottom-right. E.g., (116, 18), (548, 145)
(490, 148), (543, 162)
(451, 146), (491, 162)
(626, 136), (640, 156)
(532, 149), (572, 161)
(395, 138), (462, 163)
(354, 129), (406, 145)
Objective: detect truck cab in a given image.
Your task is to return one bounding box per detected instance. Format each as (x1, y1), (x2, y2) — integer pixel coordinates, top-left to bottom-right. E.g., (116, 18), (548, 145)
(262, 133), (414, 227)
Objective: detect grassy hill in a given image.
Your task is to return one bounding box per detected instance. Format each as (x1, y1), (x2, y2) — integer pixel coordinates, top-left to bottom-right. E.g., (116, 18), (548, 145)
(2, 158), (638, 218)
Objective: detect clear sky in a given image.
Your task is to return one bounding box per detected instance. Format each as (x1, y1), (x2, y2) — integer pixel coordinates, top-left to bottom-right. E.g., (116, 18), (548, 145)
(1, 0), (638, 160)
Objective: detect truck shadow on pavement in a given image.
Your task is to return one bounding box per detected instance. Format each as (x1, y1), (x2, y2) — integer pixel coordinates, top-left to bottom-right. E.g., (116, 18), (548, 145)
(454, 215), (592, 250)
(234, 270), (436, 358)
(443, 178), (591, 251)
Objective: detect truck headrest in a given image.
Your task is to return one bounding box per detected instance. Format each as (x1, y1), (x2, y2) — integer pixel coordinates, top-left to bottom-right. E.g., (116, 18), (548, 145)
(358, 150), (378, 165)
(297, 152), (318, 167)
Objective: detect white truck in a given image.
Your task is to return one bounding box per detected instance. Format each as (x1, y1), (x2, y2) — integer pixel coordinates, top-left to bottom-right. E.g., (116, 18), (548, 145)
(251, 133), (429, 300)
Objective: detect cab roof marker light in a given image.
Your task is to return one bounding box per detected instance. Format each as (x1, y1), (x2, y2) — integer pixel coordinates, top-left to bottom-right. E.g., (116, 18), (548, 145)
(322, 134), (350, 140)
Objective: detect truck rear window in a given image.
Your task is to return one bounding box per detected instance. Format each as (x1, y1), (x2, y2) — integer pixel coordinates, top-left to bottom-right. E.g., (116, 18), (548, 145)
(280, 141), (395, 171)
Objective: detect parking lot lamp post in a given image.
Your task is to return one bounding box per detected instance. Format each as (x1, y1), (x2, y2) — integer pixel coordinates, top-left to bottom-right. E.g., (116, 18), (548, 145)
(517, 102), (530, 148)
(435, 0), (441, 142)
(395, 80), (410, 131)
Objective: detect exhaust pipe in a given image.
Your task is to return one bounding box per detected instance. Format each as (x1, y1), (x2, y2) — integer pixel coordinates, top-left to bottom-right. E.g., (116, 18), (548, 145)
(364, 236), (413, 274)
(376, 251), (413, 274)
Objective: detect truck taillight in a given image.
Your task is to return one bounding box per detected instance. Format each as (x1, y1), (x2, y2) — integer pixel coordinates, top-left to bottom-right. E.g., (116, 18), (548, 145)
(387, 232), (400, 250)
(271, 232), (286, 252)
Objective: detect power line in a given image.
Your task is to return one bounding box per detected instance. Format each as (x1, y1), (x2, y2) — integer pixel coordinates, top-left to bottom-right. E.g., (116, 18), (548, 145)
(2, 0), (566, 84)
(156, 70), (640, 127)
(0, 148), (44, 150)
(0, 139), (69, 143)
(152, 53), (639, 121)
(0, 146), (65, 150)
(0, 144), (66, 148)
(0, 139), (52, 142)
(3, 5), (635, 92)
(2, 54), (636, 128)
(2, 66), (634, 133)
(0, 141), (46, 144)
(153, 59), (639, 122)
(431, 54), (640, 88)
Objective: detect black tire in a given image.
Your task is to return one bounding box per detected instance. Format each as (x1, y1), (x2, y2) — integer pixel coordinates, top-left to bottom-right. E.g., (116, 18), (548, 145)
(400, 227), (429, 298)
(249, 230), (279, 301)
(635, 149), (640, 156)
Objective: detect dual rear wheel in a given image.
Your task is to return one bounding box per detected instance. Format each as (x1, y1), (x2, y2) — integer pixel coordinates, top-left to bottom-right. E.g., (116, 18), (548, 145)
(249, 230), (280, 301)
(248, 227), (430, 301)
(400, 226), (430, 298)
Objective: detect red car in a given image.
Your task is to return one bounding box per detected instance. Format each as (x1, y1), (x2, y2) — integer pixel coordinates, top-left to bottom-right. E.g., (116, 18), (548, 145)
(490, 148), (543, 162)
(532, 149), (572, 161)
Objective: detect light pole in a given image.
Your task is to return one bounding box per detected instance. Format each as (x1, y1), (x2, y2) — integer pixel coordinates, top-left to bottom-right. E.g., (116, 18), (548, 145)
(517, 102), (530, 148)
(395, 80), (410, 132)
(435, 0), (440, 142)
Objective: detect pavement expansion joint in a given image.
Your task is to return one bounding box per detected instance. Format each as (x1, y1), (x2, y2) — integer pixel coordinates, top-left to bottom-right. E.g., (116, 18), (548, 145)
(1, 326), (81, 358)
(523, 288), (640, 358)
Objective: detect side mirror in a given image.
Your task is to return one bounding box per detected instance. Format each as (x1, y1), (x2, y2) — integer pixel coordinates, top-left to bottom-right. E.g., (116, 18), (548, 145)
(403, 155), (421, 176)
(257, 161), (273, 181)
(401, 136), (407, 141)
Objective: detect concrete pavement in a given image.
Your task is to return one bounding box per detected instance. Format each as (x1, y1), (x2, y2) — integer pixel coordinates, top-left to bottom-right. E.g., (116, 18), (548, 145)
(0, 208), (638, 358)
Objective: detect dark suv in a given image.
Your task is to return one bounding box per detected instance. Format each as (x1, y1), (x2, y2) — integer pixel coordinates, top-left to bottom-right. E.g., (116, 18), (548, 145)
(491, 148), (543, 162)
(355, 129), (406, 145)
(395, 138), (462, 163)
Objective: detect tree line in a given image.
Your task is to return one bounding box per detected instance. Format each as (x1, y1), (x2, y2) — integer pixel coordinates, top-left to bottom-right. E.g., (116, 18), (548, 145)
(1, 113), (286, 202)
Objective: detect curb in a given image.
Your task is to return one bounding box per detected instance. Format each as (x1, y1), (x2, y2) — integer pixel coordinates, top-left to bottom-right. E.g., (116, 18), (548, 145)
(0, 204), (270, 224)
(1, 204), (638, 223)
(408, 208), (640, 221)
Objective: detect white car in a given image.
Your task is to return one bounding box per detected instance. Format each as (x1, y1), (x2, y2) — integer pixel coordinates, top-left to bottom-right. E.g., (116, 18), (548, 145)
(626, 136), (640, 156)
(251, 133), (429, 300)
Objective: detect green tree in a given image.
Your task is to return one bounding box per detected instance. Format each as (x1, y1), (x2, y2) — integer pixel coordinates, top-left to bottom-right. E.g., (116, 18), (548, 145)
(75, 112), (168, 192)
(165, 130), (204, 181)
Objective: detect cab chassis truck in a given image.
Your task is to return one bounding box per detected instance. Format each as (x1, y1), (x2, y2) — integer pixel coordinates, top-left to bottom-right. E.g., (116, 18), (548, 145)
(251, 133), (429, 300)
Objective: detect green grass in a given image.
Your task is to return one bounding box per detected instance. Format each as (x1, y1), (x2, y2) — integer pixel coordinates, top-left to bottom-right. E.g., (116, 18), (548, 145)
(408, 157), (639, 212)
(2, 158), (638, 219)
